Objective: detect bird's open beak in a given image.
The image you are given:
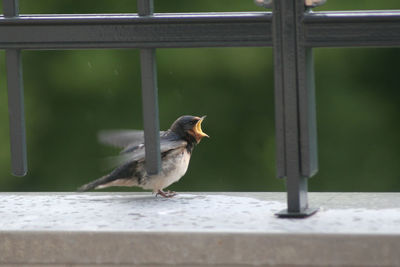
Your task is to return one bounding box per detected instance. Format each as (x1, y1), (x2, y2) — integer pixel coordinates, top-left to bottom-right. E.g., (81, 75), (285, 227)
(193, 116), (209, 143)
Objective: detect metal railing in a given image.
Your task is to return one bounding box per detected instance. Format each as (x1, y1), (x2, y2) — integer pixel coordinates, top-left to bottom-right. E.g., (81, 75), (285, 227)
(2, 0), (400, 217)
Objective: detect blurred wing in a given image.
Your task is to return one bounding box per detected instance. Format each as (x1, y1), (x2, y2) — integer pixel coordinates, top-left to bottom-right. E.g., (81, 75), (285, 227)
(104, 139), (187, 169)
(98, 130), (166, 149)
(98, 130), (144, 148)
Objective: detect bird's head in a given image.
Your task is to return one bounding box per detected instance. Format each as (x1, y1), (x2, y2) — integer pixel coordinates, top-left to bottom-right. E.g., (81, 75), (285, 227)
(170, 115), (209, 144)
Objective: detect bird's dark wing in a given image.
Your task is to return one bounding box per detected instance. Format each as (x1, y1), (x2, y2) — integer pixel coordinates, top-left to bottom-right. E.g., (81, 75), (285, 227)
(97, 130), (166, 149)
(106, 138), (187, 168)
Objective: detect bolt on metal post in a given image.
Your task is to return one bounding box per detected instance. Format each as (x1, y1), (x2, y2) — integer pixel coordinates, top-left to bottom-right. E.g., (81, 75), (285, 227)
(255, 0), (326, 8)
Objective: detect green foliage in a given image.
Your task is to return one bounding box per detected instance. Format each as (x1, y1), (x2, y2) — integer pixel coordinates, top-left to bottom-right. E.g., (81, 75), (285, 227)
(0, 1), (399, 192)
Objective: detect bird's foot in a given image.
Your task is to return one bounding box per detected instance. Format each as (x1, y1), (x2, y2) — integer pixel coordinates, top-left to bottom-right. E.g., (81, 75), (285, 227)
(156, 189), (177, 198)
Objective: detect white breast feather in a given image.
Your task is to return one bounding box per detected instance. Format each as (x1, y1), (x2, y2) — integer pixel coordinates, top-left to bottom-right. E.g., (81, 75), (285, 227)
(142, 148), (191, 191)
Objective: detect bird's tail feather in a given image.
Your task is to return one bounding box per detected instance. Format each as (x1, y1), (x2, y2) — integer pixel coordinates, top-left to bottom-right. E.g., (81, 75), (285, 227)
(77, 175), (110, 192)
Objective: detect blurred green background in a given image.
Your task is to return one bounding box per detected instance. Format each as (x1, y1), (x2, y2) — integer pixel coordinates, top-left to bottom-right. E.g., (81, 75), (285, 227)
(0, 1), (399, 192)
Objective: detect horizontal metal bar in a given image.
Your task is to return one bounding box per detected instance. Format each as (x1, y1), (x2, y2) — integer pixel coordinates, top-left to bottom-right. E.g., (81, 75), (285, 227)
(304, 11), (400, 47)
(0, 11), (399, 49)
(0, 12), (273, 49)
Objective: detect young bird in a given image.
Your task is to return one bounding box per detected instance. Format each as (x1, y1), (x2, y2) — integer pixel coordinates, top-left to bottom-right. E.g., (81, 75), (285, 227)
(78, 115), (208, 198)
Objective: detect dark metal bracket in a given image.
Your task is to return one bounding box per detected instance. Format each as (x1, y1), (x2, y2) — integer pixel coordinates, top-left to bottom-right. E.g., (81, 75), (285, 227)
(276, 207), (318, 218)
(272, 0), (320, 218)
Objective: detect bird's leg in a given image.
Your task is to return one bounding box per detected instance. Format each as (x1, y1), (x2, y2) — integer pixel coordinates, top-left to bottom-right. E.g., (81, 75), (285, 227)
(155, 190), (167, 198)
(156, 189), (177, 198)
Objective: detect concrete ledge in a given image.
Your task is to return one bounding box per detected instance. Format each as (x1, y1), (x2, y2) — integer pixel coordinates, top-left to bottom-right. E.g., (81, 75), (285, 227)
(0, 192), (400, 266)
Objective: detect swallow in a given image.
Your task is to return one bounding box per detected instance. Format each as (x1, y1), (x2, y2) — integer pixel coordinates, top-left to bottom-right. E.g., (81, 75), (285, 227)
(77, 115), (209, 198)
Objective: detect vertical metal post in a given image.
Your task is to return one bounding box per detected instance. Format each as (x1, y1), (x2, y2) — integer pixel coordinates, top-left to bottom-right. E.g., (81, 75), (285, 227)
(137, 0), (161, 175)
(273, 0), (318, 217)
(3, 0), (27, 176)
